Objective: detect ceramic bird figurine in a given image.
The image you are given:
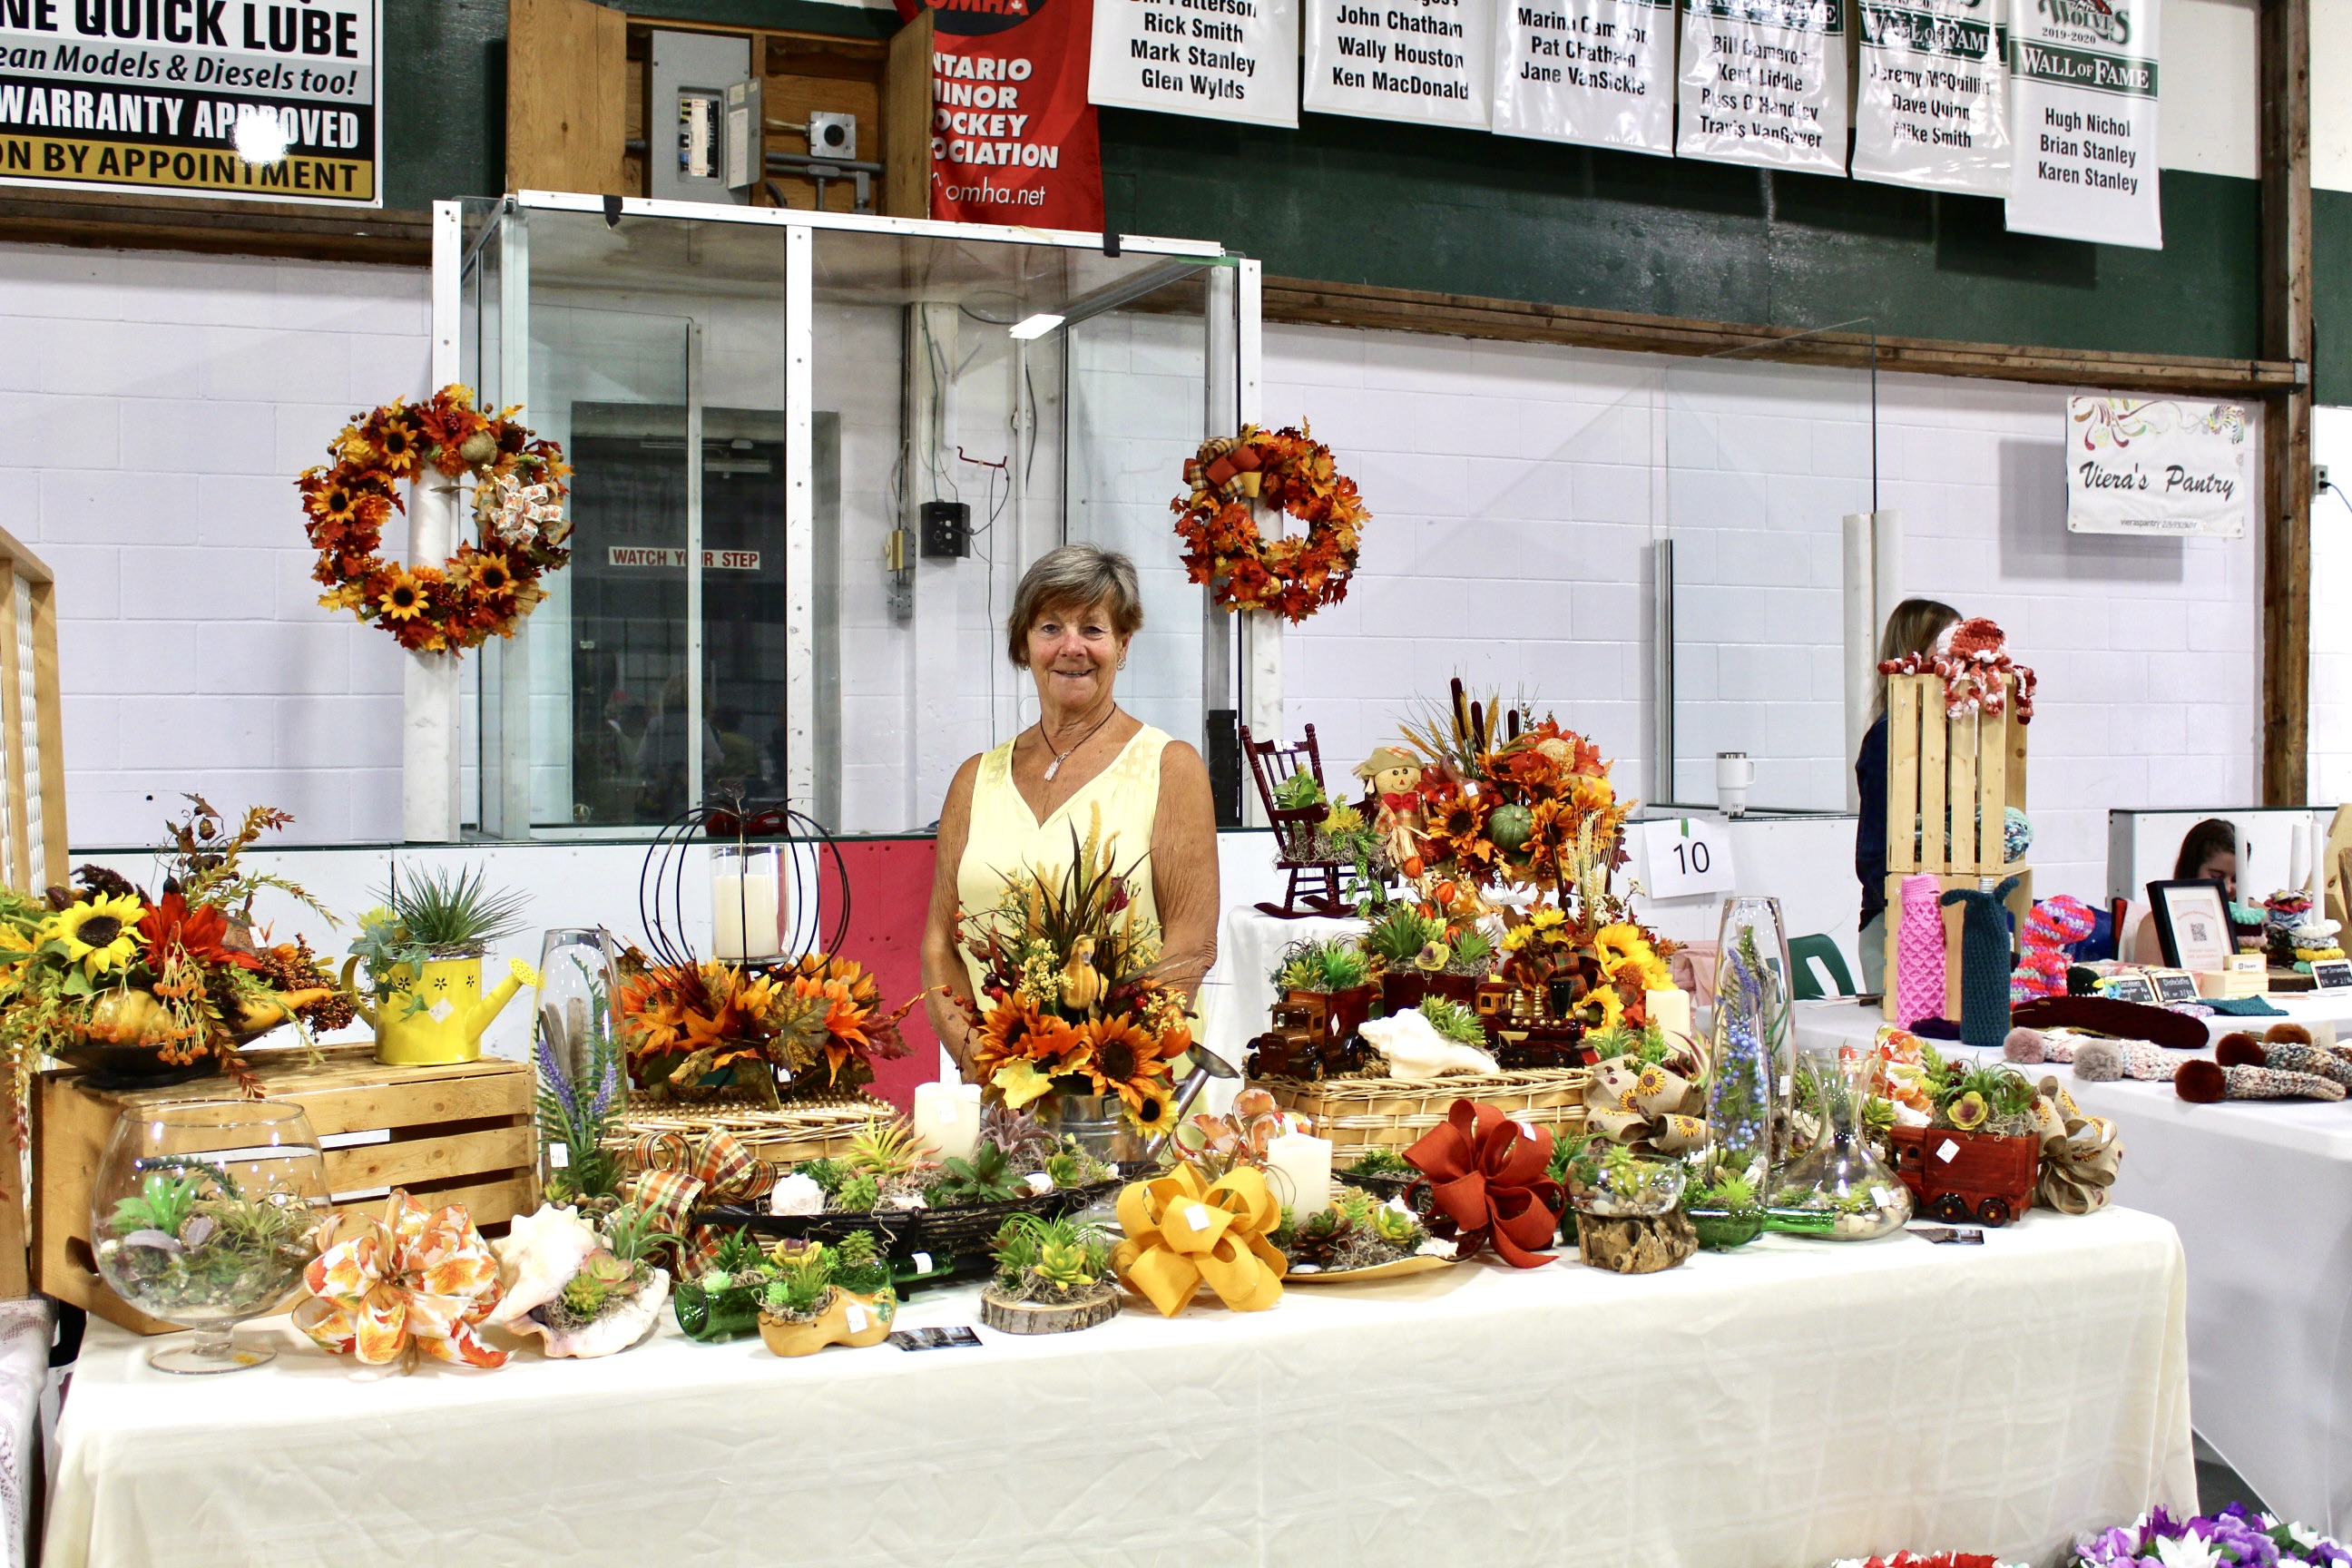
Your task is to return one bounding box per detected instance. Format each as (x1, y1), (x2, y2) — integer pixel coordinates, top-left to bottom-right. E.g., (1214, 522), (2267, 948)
(1062, 935), (1106, 1014)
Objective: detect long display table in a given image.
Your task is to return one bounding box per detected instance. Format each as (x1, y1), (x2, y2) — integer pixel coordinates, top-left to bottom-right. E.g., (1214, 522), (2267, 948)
(47, 1209), (2191, 1568)
(1795, 997), (2352, 1534)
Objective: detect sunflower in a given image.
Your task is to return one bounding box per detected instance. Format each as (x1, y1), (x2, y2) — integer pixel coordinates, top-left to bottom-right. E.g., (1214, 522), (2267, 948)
(1081, 1013), (1181, 1111)
(1126, 1081), (1176, 1133)
(379, 570), (426, 622)
(46, 894), (146, 978)
(311, 482), (360, 524)
(1593, 923), (1673, 990)
(371, 414), (418, 475)
(470, 552), (516, 599)
(972, 1001), (1086, 1080)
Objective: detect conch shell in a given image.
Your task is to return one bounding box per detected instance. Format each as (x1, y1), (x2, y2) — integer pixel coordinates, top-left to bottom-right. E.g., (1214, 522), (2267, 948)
(1359, 1011), (1499, 1080)
(507, 1269), (669, 1359)
(486, 1204), (603, 1328)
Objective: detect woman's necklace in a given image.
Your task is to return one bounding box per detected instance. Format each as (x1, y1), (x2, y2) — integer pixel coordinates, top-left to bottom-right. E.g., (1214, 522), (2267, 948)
(1038, 706), (1118, 782)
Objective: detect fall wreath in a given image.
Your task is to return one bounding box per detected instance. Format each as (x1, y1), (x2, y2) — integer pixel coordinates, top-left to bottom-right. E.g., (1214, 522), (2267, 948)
(297, 385), (573, 654)
(1171, 423), (1367, 623)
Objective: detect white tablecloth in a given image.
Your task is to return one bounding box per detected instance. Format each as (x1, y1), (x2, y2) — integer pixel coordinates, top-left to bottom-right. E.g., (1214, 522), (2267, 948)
(46, 1210), (2191, 1568)
(1796, 996), (2352, 1533)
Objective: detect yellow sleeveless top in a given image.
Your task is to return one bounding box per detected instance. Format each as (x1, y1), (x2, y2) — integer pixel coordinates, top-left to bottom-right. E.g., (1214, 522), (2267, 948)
(956, 724), (1169, 998)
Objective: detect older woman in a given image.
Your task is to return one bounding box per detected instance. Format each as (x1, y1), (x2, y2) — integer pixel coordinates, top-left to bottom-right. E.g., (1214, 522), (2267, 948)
(921, 544), (1220, 1080)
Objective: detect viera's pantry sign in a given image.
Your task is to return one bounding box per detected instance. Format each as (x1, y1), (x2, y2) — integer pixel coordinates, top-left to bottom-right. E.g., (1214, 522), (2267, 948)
(0, 0), (379, 204)
(2065, 397), (2252, 539)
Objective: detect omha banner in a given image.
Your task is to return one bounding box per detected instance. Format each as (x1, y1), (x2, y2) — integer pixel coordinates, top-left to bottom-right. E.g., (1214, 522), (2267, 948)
(914, 0), (1104, 230)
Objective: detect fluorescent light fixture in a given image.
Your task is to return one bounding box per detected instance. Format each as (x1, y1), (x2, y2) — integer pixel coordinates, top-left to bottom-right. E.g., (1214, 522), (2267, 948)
(1006, 313), (1064, 340)
(234, 109), (289, 165)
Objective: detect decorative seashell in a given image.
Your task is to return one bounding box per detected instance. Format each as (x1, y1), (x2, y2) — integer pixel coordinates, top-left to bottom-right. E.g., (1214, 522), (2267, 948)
(507, 1269), (671, 1359)
(769, 1173), (823, 1217)
(485, 1204), (602, 1328)
(1359, 1011), (1499, 1080)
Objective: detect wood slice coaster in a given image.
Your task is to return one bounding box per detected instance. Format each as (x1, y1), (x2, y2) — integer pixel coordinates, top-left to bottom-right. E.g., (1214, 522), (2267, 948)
(978, 1284), (1122, 1335)
(1574, 1210), (1698, 1275)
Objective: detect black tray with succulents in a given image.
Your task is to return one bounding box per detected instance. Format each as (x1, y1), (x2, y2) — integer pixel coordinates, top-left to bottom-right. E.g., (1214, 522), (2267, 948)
(698, 1109), (1122, 1271)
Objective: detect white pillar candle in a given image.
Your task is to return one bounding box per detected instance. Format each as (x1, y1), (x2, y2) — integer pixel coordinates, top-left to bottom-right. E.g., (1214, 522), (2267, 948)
(1266, 1132), (1332, 1217)
(913, 1080), (982, 1161)
(711, 865), (784, 962)
(1646, 987), (1693, 1043)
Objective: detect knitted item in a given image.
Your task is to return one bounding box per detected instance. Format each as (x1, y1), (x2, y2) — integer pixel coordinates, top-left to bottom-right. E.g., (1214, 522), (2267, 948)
(1941, 876), (2022, 1047)
(2196, 995), (2288, 1017)
(2012, 896), (2097, 1004)
(2073, 1039), (2173, 1083)
(2213, 1034), (2352, 1088)
(2005, 1025), (2082, 1064)
(2012, 995), (2210, 1052)
(1893, 874), (1947, 1027)
(2176, 1058), (2347, 1103)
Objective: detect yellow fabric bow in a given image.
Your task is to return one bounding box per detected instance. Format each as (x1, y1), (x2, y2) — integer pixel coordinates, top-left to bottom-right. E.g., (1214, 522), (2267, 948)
(1111, 1163), (1288, 1318)
(1583, 1055), (1709, 1156)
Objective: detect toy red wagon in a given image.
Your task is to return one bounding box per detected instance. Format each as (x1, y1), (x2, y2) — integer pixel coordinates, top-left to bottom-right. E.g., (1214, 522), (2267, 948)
(1888, 1126), (2040, 1226)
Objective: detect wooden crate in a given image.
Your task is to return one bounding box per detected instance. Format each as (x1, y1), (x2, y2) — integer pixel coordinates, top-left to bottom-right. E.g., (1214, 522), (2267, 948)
(1881, 671), (2033, 1015)
(34, 1044), (535, 1335)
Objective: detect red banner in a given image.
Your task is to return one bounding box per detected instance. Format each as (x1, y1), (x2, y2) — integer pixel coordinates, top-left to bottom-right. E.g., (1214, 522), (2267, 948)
(912, 0), (1103, 230)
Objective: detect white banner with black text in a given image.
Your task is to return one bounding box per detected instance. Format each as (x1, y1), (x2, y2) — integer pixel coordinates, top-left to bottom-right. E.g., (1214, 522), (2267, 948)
(1851, 0), (2007, 192)
(1090, 0), (1299, 127)
(1675, 0), (1847, 173)
(1490, 0), (1673, 152)
(2004, 0), (2160, 248)
(1302, 0), (1491, 129)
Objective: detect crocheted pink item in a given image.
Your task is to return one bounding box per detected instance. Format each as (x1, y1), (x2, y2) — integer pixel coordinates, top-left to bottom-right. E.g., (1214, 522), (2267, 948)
(2073, 1039), (2172, 1082)
(2012, 896), (2096, 1004)
(1893, 873), (1946, 1028)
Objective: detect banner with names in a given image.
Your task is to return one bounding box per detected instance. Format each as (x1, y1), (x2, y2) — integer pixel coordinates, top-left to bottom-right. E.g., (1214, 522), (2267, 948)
(0, 0), (379, 204)
(1490, 0), (1672, 152)
(1851, 0), (2008, 192)
(1302, 0), (1490, 130)
(2064, 397), (2251, 539)
(1675, 0), (1847, 174)
(2004, 0), (2160, 249)
(1090, 0), (1298, 127)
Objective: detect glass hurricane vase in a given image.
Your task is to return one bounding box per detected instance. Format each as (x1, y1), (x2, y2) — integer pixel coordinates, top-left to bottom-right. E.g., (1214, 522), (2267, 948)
(1706, 896), (1795, 1183)
(91, 1101), (330, 1373)
(1771, 1044), (1912, 1240)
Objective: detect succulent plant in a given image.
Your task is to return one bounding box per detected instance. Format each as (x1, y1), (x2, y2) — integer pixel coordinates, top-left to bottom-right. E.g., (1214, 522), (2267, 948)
(929, 1142), (1023, 1206)
(827, 1230), (892, 1295)
(1033, 1240), (1095, 1290)
(846, 1120), (926, 1181)
(1370, 1203), (1425, 1249)
(1417, 996), (1487, 1046)
(1364, 907), (1444, 967)
(980, 1102), (1056, 1170)
(109, 1171), (207, 1239)
(835, 1173), (881, 1212)
(1447, 926), (1495, 974)
(555, 1250), (639, 1322)
(1346, 1149), (1415, 1178)
(1273, 768), (1328, 811)
(990, 1211), (1112, 1298)
(764, 1247), (833, 1319)
(798, 1157), (847, 1194)
(1288, 1208), (1354, 1268)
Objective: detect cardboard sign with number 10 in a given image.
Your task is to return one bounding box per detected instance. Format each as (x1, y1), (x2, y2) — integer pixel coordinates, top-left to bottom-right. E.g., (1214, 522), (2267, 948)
(1638, 818), (1739, 899)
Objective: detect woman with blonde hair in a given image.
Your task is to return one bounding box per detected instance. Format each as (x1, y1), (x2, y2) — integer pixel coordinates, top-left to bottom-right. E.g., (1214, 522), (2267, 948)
(918, 544), (1220, 1079)
(1856, 597), (1962, 992)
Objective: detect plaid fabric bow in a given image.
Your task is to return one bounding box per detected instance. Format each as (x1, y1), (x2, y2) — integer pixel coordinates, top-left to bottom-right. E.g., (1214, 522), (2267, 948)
(1405, 1100), (1563, 1269)
(629, 1131), (769, 1269)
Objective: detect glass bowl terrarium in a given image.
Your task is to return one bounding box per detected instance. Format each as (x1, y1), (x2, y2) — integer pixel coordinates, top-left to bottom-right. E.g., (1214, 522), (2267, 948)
(1769, 1044), (1913, 1240)
(91, 1101), (330, 1372)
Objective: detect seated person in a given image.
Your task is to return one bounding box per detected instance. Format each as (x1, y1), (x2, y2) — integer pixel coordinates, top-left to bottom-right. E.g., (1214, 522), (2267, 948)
(2132, 817), (2237, 963)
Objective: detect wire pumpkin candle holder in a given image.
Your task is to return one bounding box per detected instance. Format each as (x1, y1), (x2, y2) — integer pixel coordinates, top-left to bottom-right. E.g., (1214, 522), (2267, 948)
(636, 791), (854, 973)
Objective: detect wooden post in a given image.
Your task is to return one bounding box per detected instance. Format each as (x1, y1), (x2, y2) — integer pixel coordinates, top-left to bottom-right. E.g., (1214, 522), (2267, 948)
(505, 0), (629, 197)
(2259, 0), (2313, 806)
(883, 10), (935, 219)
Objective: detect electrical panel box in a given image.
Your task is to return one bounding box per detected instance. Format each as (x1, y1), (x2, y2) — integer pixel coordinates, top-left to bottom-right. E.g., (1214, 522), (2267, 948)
(920, 500), (972, 559)
(650, 30), (753, 206)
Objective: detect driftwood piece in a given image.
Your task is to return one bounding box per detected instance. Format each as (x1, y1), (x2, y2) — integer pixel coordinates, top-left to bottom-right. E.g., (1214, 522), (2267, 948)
(1574, 1211), (1699, 1275)
(979, 1285), (1122, 1335)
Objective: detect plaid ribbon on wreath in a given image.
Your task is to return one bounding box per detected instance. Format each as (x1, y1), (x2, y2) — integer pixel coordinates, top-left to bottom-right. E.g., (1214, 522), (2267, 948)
(629, 1131), (770, 1270)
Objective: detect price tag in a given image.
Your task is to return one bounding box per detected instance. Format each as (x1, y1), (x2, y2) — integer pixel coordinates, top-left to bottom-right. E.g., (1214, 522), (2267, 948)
(2151, 971), (2201, 1004)
(845, 1303), (869, 1333)
(547, 1144), (569, 1170)
(1936, 1139), (1960, 1164)
(1634, 818), (1738, 900)
(2102, 974), (2159, 1005)
(2313, 959), (2352, 992)
(1186, 1207), (1212, 1231)
(910, 1251), (934, 1275)
(1870, 1185), (1894, 1210)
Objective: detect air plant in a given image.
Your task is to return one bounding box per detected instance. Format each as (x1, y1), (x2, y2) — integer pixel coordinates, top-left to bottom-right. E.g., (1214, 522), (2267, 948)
(980, 1102), (1056, 1171)
(1363, 906), (1443, 968)
(1416, 996), (1487, 1047)
(535, 995), (623, 1205)
(845, 1119), (928, 1181)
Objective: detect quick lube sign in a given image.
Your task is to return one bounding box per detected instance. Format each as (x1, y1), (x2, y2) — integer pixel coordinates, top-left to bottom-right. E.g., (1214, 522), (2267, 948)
(0, 0), (380, 204)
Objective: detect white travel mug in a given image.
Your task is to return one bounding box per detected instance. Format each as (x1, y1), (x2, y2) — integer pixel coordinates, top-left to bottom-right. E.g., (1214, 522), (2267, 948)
(1716, 752), (1757, 818)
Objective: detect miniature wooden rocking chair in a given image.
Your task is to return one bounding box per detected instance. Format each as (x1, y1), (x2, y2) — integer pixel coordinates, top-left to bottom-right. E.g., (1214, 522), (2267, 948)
(1240, 722), (1352, 919)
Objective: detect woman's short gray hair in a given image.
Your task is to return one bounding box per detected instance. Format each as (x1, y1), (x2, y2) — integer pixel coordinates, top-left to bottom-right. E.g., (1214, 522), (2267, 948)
(1006, 544), (1145, 665)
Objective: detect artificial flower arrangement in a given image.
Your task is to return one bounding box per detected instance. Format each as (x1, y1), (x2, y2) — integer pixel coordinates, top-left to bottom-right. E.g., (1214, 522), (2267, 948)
(957, 810), (1195, 1132)
(1830, 1555), (2028, 1568)
(1269, 1182), (1452, 1277)
(94, 1159), (319, 1329)
(765, 1105), (1115, 1221)
(1171, 423), (1367, 624)
(979, 1211), (1122, 1334)
(534, 986), (624, 1215)
(2074, 1504), (2352, 1567)
(1873, 1047), (2045, 1228)
(756, 1230), (897, 1357)
(671, 1226), (889, 1345)
(298, 384), (572, 654)
(0, 799), (351, 1104)
(617, 948), (913, 1106)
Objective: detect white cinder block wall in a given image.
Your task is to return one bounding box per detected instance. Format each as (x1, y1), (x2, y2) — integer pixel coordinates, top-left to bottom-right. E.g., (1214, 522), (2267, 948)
(0, 240), (2291, 924)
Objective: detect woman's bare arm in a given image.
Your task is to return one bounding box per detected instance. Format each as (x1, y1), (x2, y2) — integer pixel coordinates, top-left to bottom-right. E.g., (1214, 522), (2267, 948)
(1149, 740), (1220, 1001)
(922, 754), (985, 1080)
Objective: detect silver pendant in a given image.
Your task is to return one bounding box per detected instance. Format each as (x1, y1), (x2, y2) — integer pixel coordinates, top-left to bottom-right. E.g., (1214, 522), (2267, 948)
(1044, 757), (1064, 781)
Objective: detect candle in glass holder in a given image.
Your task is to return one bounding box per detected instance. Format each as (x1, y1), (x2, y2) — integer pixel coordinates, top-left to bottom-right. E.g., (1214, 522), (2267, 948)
(711, 844), (785, 961)
(1266, 1132), (1332, 1216)
(912, 1080), (982, 1161)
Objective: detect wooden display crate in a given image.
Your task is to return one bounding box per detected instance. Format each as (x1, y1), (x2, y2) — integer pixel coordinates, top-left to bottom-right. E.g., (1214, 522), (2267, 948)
(34, 1044), (535, 1335)
(1882, 671), (2033, 1016)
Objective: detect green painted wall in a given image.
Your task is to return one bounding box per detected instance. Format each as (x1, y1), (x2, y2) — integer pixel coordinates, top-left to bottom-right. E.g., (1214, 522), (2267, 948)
(2318, 188), (2352, 407)
(384, 0), (2308, 375)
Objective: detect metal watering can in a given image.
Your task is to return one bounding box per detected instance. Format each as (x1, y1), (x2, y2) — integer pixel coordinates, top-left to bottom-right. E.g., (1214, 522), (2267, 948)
(340, 954), (537, 1066)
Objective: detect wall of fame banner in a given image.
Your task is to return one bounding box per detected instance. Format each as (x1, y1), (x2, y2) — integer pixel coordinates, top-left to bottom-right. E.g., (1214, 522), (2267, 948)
(927, 0), (1104, 230)
(1675, 0), (1847, 174)
(2064, 397), (2251, 539)
(1090, 0), (1298, 128)
(1489, 0), (1671, 152)
(1851, 0), (2008, 192)
(0, 0), (378, 204)
(1301, 0), (1491, 131)
(2004, 0), (2159, 248)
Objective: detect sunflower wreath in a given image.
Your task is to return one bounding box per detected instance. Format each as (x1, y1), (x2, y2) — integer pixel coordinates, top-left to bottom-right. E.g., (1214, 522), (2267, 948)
(297, 385), (573, 654)
(1171, 423), (1368, 623)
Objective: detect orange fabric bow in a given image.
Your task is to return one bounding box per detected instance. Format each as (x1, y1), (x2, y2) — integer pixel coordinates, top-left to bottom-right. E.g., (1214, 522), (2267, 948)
(292, 1191), (507, 1368)
(1405, 1100), (1563, 1269)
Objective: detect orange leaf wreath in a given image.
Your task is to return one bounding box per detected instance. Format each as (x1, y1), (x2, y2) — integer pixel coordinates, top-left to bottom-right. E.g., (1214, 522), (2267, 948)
(297, 385), (573, 654)
(1171, 423), (1367, 623)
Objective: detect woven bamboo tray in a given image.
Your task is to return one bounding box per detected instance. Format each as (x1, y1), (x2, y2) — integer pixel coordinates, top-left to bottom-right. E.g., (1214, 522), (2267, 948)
(604, 1093), (893, 1183)
(1260, 1069), (1589, 1160)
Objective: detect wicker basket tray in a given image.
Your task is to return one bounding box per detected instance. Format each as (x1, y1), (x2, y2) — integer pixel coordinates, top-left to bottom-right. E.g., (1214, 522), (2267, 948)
(604, 1093), (893, 1190)
(700, 1181), (1120, 1261)
(1261, 1069), (1590, 1161)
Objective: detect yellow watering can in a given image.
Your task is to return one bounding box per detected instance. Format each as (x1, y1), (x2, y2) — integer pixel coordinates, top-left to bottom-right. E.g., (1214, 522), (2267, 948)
(341, 954), (540, 1066)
